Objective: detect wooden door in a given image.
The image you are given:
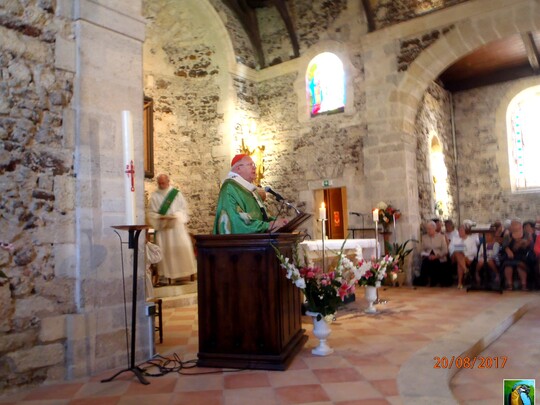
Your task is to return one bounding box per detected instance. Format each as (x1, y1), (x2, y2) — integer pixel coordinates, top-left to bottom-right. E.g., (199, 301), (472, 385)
(323, 188), (347, 239)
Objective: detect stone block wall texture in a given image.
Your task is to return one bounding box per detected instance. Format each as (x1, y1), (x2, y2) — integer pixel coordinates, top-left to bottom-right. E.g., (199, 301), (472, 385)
(0, 0), (75, 392)
(143, 0), (228, 234)
(208, 0), (258, 69)
(415, 82), (458, 224)
(258, 0), (349, 67)
(453, 79), (540, 223)
(397, 26), (454, 72)
(372, 0), (469, 29)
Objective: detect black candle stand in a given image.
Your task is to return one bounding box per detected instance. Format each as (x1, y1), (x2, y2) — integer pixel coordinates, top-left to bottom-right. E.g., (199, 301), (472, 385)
(101, 225), (149, 385)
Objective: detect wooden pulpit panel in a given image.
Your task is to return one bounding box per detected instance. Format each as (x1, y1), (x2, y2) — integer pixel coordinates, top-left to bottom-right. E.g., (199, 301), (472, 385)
(195, 233), (307, 370)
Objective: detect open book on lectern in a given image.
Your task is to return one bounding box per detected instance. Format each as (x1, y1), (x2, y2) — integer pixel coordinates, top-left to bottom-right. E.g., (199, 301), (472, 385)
(274, 212), (312, 233)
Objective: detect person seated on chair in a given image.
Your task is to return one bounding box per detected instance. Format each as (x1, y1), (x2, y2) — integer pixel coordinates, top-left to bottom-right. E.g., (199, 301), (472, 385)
(449, 224), (478, 289)
(444, 219), (459, 246)
(417, 221), (448, 287)
(502, 219), (533, 291)
(475, 231), (500, 286)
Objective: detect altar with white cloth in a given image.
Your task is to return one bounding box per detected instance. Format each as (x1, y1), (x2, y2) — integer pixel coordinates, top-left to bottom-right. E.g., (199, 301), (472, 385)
(299, 239), (379, 267)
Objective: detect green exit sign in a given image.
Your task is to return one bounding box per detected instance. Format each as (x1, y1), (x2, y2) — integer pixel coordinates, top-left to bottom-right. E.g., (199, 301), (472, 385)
(322, 180), (331, 187)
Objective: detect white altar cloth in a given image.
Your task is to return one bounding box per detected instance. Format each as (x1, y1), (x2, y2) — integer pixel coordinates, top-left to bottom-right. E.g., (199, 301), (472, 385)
(299, 239), (379, 266)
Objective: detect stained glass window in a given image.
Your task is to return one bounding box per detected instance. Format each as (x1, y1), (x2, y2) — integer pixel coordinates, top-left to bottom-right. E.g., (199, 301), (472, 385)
(507, 86), (540, 191)
(306, 52), (345, 117)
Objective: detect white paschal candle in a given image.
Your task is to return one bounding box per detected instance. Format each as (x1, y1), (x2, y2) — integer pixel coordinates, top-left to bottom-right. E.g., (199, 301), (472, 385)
(373, 209), (379, 222)
(122, 110), (136, 225)
(319, 202), (326, 220)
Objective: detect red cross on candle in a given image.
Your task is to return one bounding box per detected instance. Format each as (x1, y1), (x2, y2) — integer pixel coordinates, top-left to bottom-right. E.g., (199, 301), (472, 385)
(125, 160), (135, 192)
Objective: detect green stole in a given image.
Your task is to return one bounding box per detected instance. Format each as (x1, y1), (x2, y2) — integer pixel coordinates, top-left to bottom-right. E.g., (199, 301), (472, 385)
(158, 188), (179, 215)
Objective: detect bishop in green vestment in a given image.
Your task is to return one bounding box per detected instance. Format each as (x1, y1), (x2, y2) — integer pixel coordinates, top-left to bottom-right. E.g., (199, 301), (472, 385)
(213, 154), (288, 234)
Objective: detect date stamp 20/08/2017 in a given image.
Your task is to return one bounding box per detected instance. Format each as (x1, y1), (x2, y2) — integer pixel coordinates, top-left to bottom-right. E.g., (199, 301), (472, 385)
(433, 356), (507, 369)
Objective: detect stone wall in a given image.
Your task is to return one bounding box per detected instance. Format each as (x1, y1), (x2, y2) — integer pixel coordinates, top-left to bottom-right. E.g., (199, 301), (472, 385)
(0, 0), (75, 391)
(143, 0), (230, 234)
(208, 0), (258, 69)
(453, 77), (540, 223)
(257, 0), (349, 66)
(415, 82), (457, 224)
(372, 0), (468, 29)
(397, 26), (454, 72)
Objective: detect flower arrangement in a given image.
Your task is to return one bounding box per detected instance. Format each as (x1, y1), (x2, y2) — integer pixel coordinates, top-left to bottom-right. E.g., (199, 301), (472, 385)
(273, 242), (358, 319)
(274, 242), (399, 318)
(385, 239), (416, 271)
(356, 254), (398, 287)
(375, 201), (401, 230)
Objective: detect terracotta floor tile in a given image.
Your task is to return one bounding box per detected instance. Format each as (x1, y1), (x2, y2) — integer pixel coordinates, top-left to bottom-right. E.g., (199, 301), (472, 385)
(69, 396), (120, 405)
(356, 365), (400, 380)
(275, 384), (330, 404)
(370, 379), (399, 397)
(223, 372), (270, 389)
(116, 393), (173, 405)
(322, 381), (383, 402)
(72, 381), (130, 399)
(267, 369), (318, 387)
(313, 367), (363, 383)
(23, 384), (84, 401)
(174, 372), (224, 392)
(223, 387), (279, 405)
(3, 289), (540, 404)
(123, 376), (177, 395)
(336, 400), (391, 405)
(170, 390), (223, 405)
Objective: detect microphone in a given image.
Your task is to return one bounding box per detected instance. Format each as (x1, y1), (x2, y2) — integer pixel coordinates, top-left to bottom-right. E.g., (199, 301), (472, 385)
(264, 186), (285, 202)
(264, 186), (301, 214)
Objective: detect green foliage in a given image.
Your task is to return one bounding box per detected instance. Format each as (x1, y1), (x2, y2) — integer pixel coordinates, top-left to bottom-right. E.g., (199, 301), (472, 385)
(385, 239), (417, 270)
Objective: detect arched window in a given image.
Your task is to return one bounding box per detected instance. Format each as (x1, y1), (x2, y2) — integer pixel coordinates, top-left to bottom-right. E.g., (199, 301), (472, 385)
(507, 86), (540, 191)
(430, 135), (449, 217)
(306, 52), (345, 117)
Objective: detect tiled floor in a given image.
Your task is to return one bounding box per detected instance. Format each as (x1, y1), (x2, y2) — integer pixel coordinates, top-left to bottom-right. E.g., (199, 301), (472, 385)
(1, 287), (539, 404)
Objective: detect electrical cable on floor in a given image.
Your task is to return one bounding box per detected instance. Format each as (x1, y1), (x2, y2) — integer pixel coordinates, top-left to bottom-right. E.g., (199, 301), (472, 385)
(137, 353), (248, 377)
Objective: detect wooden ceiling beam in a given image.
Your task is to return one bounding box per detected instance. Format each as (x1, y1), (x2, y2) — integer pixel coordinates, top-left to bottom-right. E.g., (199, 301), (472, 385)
(521, 32), (540, 73)
(223, 0), (266, 68)
(268, 0), (299, 58)
(360, 0), (376, 32)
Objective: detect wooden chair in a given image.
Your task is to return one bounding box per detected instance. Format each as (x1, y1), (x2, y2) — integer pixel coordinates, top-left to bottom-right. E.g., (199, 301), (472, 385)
(147, 298), (163, 344)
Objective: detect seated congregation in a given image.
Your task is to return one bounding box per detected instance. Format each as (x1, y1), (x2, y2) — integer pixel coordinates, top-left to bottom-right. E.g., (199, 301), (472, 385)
(414, 217), (540, 291)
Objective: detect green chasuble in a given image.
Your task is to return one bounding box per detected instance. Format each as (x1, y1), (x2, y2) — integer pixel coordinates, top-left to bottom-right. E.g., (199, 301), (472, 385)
(213, 179), (273, 234)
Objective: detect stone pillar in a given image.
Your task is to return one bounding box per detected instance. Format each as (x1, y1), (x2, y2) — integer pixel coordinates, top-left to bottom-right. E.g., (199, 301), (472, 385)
(66, 0), (147, 378)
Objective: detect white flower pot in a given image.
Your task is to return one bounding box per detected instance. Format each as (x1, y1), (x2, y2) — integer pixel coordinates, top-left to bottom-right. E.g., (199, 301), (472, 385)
(364, 285), (378, 313)
(306, 311), (334, 356)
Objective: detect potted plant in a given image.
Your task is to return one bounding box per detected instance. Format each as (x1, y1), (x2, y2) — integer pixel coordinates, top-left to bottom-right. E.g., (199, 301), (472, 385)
(384, 239), (417, 286)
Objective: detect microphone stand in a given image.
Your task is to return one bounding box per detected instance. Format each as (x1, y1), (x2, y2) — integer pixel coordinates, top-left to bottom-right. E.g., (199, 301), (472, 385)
(282, 200), (301, 215)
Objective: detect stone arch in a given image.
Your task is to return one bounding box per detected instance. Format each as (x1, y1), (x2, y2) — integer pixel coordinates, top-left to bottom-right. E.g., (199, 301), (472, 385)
(394, 1), (540, 134)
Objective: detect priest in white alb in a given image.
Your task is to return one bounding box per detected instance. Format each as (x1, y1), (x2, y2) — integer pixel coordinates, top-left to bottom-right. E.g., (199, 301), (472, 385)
(147, 174), (196, 282)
